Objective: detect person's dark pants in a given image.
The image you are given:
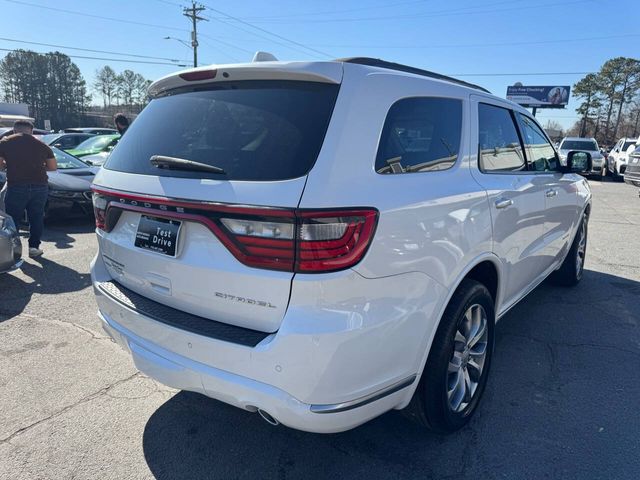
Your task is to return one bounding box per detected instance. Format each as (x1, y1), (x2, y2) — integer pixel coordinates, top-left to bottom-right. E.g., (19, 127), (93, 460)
(4, 184), (48, 249)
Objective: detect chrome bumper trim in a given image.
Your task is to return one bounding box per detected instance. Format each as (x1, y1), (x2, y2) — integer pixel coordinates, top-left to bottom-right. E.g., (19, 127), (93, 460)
(310, 375), (417, 414)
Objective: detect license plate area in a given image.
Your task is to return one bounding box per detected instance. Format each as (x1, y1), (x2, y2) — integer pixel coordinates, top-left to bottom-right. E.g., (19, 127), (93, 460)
(134, 215), (182, 257)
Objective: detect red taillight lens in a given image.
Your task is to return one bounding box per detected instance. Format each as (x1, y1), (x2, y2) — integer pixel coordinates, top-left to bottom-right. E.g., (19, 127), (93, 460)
(296, 210), (378, 272)
(217, 208), (378, 273)
(92, 192), (107, 230)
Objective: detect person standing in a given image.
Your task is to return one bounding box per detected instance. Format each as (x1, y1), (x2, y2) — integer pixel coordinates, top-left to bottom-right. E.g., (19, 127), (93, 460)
(0, 120), (57, 258)
(114, 113), (129, 136)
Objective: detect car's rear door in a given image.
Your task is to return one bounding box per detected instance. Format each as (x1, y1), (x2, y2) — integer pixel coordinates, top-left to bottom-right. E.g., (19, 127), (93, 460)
(470, 98), (548, 308)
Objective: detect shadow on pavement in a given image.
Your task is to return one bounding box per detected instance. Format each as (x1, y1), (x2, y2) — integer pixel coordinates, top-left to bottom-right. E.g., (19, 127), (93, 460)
(0, 256), (91, 321)
(141, 269), (639, 479)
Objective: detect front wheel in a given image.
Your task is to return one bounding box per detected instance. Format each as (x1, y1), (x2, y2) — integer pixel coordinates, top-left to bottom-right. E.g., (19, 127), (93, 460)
(404, 279), (495, 433)
(550, 213), (588, 286)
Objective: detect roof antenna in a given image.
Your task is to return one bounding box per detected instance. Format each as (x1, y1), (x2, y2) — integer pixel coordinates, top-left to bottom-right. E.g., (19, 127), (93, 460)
(252, 51), (278, 62)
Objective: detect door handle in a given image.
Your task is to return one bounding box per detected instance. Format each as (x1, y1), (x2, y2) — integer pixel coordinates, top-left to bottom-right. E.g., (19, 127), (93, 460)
(546, 189), (558, 198)
(495, 198), (514, 209)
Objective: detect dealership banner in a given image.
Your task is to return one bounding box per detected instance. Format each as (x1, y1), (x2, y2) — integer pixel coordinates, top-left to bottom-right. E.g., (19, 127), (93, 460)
(506, 86), (570, 108)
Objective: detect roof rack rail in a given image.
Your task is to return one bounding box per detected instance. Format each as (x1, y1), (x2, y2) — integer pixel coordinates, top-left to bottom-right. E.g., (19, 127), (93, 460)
(336, 57), (490, 94)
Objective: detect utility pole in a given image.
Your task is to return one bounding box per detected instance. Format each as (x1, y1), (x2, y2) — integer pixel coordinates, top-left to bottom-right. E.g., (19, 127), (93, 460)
(183, 1), (208, 68)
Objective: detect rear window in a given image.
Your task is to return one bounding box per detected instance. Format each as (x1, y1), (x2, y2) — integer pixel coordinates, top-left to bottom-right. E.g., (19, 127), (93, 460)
(105, 81), (339, 181)
(560, 140), (598, 151)
(375, 97), (462, 174)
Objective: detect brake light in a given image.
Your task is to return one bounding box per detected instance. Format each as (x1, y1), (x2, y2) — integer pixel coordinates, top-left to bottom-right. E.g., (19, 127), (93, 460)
(179, 69), (217, 81)
(92, 193), (107, 230)
(217, 209), (378, 273)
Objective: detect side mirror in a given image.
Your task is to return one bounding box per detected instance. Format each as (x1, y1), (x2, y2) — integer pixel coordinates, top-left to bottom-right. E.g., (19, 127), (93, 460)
(53, 143), (62, 148)
(566, 151), (591, 174)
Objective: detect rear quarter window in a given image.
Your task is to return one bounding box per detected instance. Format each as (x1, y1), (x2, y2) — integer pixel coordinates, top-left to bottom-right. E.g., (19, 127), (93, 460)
(375, 97), (462, 174)
(104, 81), (339, 181)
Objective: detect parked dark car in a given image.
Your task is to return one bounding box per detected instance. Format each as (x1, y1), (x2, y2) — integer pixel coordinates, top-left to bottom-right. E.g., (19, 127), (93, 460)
(0, 147), (98, 218)
(624, 145), (640, 189)
(64, 127), (117, 135)
(41, 133), (95, 150)
(0, 209), (22, 273)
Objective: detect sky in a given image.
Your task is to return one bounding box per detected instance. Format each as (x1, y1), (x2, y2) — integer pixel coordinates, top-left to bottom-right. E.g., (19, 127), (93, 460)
(0, 0), (638, 129)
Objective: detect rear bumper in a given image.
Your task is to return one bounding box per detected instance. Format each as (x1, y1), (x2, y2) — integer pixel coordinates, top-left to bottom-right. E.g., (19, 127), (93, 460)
(99, 310), (415, 433)
(624, 170), (640, 187)
(91, 253), (443, 433)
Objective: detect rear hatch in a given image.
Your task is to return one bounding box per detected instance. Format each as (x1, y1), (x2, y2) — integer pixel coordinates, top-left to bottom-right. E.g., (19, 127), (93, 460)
(92, 68), (341, 333)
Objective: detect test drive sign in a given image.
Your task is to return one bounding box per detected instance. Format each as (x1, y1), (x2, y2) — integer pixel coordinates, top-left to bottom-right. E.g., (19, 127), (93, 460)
(506, 85), (570, 108)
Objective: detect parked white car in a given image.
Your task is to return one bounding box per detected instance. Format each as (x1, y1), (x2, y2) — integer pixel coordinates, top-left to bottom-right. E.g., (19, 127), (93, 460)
(558, 137), (604, 178)
(608, 137), (638, 179)
(90, 57), (592, 434)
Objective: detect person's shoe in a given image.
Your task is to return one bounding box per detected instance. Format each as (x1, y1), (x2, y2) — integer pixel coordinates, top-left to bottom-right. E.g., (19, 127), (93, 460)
(28, 248), (44, 258)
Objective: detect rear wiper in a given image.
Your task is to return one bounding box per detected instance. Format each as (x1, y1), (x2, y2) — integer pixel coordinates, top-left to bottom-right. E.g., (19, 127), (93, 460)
(150, 155), (226, 174)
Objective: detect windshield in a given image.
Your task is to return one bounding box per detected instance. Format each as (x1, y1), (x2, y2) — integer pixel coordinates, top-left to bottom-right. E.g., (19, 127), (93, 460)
(75, 135), (118, 151)
(105, 81), (340, 181)
(560, 140), (598, 151)
(52, 147), (89, 169)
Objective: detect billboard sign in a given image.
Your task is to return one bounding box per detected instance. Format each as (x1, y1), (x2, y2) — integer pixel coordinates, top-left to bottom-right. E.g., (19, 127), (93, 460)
(506, 85), (570, 108)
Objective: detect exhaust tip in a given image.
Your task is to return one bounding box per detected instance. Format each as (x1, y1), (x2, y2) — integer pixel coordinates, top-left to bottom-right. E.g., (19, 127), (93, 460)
(257, 409), (279, 426)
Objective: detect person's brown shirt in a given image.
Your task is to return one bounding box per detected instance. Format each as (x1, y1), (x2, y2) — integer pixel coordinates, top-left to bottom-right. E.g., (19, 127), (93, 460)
(0, 133), (53, 185)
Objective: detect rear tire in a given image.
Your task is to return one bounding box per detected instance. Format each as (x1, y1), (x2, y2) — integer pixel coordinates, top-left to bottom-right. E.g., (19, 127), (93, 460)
(403, 279), (495, 433)
(550, 212), (588, 286)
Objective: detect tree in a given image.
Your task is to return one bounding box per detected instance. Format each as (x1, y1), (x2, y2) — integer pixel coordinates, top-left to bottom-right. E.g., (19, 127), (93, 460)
(611, 58), (640, 141)
(0, 49), (90, 129)
(94, 66), (118, 107)
(573, 73), (601, 137)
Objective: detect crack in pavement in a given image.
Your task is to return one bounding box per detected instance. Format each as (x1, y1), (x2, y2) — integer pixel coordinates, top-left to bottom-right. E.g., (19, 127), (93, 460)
(0, 372), (141, 445)
(0, 311), (109, 341)
(501, 332), (640, 358)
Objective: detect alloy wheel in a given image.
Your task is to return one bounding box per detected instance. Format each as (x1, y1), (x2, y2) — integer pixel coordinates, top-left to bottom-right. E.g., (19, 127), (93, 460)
(446, 304), (489, 413)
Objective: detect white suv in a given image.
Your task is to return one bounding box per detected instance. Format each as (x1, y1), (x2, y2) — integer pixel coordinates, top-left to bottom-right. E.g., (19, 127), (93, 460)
(90, 58), (592, 434)
(608, 137), (638, 179)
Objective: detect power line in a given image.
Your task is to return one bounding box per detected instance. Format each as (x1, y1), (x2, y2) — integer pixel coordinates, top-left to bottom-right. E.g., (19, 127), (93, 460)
(0, 37), (183, 62)
(228, 0), (586, 24)
(2, 0), (189, 32)
(308, 33), (640, 50)
(199, 2), (333, 59)
(0, 47), (189, 67)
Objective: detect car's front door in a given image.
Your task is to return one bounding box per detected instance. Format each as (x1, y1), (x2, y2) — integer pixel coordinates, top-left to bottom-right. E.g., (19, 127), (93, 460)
(516, 113), (579, 267)
(470, 98), (549, 309)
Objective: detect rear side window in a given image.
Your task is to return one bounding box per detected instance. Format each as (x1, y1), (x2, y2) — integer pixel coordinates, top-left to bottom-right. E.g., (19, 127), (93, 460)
(478, 103), (525, 172)
(105, 81), (339, 181)
(375, 97), (462, 174)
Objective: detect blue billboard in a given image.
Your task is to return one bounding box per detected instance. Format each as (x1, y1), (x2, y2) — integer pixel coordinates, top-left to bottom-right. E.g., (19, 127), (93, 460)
(506, 85), (570, 108)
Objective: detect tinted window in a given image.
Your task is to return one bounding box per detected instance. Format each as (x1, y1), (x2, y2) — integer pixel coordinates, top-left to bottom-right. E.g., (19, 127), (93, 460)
(517, 114), (560, 172)
(375, 97), (462, 174)
(560, 140), (598, 151)
(478, 103), (525, 172)
(105, 81), (339, 181)
(622, 141), (636, 151)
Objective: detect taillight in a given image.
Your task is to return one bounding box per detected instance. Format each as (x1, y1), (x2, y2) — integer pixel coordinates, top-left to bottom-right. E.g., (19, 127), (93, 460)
(92, 192), (107, 230)
(217, 208), (378, 273)
(179, 69), (217, 81)
(296, 210), (378, 272)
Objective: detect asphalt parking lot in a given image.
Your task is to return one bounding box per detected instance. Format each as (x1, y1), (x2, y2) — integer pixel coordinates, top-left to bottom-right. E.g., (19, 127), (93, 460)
(1, 178), (639, 480)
